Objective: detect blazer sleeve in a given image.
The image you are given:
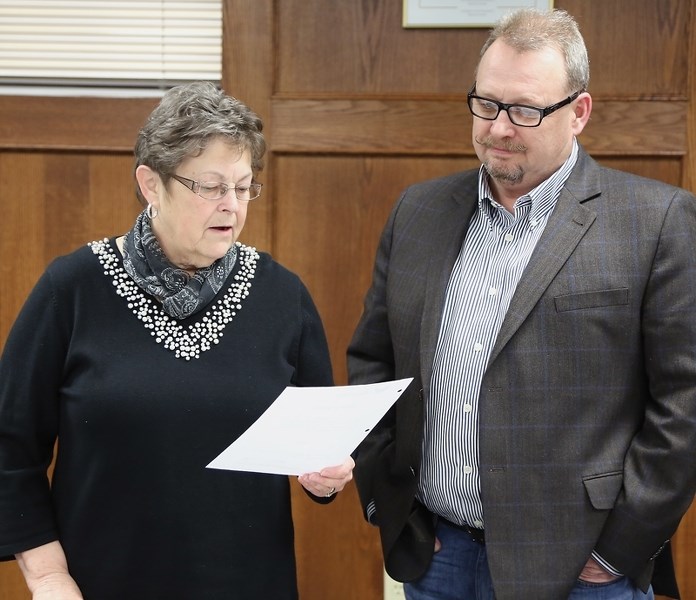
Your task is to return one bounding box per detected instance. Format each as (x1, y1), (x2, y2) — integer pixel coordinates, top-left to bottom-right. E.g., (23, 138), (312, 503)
(347, 197), (400, 518)
(594, 187), (696, 581)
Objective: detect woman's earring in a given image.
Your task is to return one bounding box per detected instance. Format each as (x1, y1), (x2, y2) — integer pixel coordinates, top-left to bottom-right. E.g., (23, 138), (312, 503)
(146, 204), (158, 220)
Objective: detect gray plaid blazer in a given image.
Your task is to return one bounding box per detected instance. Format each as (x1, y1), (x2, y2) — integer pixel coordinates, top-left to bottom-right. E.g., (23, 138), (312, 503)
(348, 146), (696, 599)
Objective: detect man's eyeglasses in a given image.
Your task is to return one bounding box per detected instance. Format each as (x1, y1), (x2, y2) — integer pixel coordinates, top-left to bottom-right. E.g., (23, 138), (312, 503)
(171, 174), (263, 201)
(467, 85), (582, 128)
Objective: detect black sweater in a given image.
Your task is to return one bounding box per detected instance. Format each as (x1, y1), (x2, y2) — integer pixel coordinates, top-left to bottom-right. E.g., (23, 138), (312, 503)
(0, 239), (333, 599)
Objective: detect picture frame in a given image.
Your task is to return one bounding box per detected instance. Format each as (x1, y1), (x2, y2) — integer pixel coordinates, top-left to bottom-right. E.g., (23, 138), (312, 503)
(403, 0), (555, 29)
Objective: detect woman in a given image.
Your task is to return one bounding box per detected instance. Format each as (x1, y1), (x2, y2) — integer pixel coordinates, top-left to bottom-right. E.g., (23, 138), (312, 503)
(0, 82), (353, 599)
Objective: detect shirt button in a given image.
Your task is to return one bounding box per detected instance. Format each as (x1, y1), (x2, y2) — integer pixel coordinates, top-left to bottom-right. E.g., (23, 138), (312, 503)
(463, 466), (473, 474)
(473, 342), (483, 352)
(473, 519), (484, 528)
(463, 403), (472, 413)
(530, 219), (538, 228)
(504, 233), (514, 242)
(488, 287), (497, 296)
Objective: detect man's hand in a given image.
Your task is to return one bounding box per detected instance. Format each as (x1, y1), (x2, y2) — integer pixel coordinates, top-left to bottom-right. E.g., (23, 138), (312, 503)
(578, 556), (621, 583)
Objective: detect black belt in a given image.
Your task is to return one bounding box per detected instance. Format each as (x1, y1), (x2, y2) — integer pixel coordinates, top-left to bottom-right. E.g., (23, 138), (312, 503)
(440, 518), (485, 544)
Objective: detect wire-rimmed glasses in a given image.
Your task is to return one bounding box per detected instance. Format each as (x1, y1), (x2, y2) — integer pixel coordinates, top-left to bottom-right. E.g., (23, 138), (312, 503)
(171, 174), (262, 201)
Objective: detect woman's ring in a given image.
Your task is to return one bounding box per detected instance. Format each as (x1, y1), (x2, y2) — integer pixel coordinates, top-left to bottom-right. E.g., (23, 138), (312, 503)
(326, 487), (336, 497)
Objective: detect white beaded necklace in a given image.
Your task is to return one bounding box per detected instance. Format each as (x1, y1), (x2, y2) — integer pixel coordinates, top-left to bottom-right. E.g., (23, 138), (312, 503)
(88, 238), (259, 360)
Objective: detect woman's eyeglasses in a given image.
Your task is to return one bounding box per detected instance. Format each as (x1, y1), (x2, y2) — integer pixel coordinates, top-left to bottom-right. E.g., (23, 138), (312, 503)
(171, 174), (262, 201)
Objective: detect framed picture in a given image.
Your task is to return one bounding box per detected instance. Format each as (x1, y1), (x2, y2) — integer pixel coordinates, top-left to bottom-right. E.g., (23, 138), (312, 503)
(403, 0), (554, 29)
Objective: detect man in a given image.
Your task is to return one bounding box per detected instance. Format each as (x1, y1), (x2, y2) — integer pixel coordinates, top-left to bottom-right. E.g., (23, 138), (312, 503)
(348, 8), (696, 600)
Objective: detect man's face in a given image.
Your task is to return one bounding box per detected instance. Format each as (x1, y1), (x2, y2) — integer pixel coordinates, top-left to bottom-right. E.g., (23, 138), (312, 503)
(472, 39), (590, 203)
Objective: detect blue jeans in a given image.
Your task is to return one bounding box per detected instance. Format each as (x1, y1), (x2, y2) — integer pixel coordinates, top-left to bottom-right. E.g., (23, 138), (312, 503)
(403, 520), (655, 600)
(403, 520), (494, 600)
(568, 578), (654, 600)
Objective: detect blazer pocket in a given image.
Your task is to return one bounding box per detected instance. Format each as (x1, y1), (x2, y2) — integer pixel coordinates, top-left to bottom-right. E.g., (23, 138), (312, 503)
(583, 471), (623, 510)
(554, 288), (629, 312)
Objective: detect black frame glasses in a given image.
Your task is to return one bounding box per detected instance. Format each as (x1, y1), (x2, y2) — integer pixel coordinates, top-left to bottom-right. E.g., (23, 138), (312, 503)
(171, 174), (262, 201)
(467, 85), (582, 127)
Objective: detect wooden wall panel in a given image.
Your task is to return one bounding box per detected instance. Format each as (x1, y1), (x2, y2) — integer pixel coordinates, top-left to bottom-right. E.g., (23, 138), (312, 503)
(673, 505), (696, 592)
(0, 153), (45, 600)
(686, 0), (696, 194)
(566, 0), (689, 97)
(276, 2), (487, 96)
(596, 157), (683, 187)
(222, 0), (275, 251)
(275, 0), (689, 98)
(0, 154), (46, 333)
(269, 99), (686, 157)
(0, 151), (140, 346)
(0, 565), (28, 600)
(0, 97), (158, 152)
(290, 485), (382, 600)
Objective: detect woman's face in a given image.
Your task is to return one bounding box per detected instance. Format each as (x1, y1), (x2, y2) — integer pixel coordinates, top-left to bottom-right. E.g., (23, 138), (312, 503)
(138, 138), (253, 272)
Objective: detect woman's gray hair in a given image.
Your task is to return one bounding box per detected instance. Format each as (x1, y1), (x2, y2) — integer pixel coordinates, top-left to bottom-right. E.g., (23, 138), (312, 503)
(134, 81), (265, 204)
(477, 8), (589, 94)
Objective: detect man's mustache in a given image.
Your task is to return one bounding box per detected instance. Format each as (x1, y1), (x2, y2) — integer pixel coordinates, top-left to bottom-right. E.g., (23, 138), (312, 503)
(475, 136), (527, 152)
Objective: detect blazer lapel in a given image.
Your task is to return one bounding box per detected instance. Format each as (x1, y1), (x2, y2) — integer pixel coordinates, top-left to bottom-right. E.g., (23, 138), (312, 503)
(420, 174), (478, 393)
(488, 148), (601, 365)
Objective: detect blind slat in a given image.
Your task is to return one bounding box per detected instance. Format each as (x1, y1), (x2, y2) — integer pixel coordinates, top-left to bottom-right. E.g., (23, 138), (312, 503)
(0, 0), (222, 91)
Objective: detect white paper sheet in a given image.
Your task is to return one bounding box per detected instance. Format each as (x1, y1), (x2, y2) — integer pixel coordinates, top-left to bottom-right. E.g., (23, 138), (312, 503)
(206, 378), (413, 475)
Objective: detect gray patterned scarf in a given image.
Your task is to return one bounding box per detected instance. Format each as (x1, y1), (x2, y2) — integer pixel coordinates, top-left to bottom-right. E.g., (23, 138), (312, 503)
(122, 210), (237, 319)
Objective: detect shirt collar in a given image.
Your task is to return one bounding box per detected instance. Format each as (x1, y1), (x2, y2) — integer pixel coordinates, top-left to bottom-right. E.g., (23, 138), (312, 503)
(477, 137), (580, 224)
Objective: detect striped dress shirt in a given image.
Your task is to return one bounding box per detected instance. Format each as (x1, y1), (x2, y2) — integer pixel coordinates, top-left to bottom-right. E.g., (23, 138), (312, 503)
(417, 139), (579, 529)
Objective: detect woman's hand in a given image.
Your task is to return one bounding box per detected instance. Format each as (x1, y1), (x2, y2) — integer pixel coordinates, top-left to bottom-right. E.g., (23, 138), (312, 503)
(16, 541), (84, 600)
(298, 456), (355, 498)
(30, 573), (84, 600)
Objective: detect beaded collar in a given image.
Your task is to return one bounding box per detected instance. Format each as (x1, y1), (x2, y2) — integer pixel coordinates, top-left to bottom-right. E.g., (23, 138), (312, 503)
(88, 238), (259, 360)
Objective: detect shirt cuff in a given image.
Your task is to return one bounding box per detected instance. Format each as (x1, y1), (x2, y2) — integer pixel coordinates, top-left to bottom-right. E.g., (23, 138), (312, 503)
(591, 550), (623, 577)
(366, 500), (378, 525)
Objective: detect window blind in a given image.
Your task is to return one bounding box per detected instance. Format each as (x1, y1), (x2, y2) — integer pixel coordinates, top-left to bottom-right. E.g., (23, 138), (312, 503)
(0, 0), (222, 91)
